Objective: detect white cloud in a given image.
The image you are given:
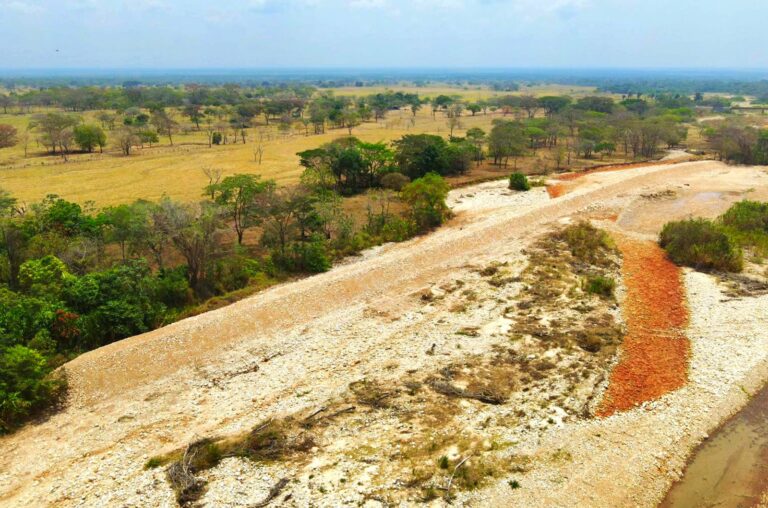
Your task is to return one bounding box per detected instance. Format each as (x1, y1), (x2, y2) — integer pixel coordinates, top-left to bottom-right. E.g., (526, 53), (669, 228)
(1, 0), (45, 13)
(349, 0), (387, 8)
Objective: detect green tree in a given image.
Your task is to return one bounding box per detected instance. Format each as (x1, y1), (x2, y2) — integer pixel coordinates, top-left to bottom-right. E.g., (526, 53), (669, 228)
(538, 96), (572, 117)
(207, 174), (276, 245)
(0, 345), (59, 433)
(401, 173), (450, 231)
(73, 124), (107, 153)
(466, 127), (486, 164)
(393, 134), (450, 179)
(487, 120), (526, 167)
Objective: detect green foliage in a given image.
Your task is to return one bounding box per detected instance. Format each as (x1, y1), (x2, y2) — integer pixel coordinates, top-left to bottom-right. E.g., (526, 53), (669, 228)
(207, 174), (276, 244)
(718, 200), (768, 257)
(393, 134), (470, 179)
(575, 96), (615, 114)
(299, 137), (394, 195)
(487, 120), (526, 166)
(73, 124), (107, 153)
(508, 172), (531, 191)
(18, 255), (72, 297)
(585, 275), (615, 298)
(557, 222), (616, 266)
(65, 261), (166, 348)
(659, 219), (743, 272)
(0, 345), (62, 433)
(720, 200), (768, 233)
(401, 173), (450, 232)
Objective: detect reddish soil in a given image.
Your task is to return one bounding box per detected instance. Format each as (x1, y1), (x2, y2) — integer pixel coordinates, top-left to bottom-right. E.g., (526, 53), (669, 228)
(546, 158), (690, 199)
(547, 183), (566, 198)
(556, 159), (684, 182)
(598, 236), (690, 416)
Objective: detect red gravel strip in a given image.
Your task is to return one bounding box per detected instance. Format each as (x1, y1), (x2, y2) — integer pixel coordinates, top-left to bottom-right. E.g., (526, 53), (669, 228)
(598, 236), (690, 416)
(546, 159), (685, 199)
(546, 184), (566, 198)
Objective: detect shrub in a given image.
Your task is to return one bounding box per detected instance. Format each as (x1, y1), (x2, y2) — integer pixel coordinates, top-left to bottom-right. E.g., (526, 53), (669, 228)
(154, 267), (193, 308)
(659, 219), (743, 272)
(557, 221), (616, 265)
(720, 200), (768, 233)
(402, 172), (451, 232)
(380, 172), (410, 191)
(585, 275), (615, 298)
(381, 216), (415, 242)
(0, 345), (62, 433)
(509, 172), (531, 191)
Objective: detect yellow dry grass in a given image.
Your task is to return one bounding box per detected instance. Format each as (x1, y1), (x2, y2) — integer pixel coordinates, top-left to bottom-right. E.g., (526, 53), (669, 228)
(0, 84), (618, 207)
(331, 83), (599, 100)
(0, 109), (497, 206)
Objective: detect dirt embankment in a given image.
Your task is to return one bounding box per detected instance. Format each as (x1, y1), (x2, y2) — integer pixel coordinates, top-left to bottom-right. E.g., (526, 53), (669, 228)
(1, 160), (767, 507)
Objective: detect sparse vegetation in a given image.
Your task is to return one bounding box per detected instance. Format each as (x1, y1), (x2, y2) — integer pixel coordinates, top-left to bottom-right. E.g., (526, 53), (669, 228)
(556, 221), (617, 266)
(509, 172), (531, 191)
(585, 275), (616, 298)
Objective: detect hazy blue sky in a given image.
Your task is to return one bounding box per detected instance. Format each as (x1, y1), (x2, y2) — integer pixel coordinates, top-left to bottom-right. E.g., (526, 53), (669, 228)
(1, 0), (766, 69)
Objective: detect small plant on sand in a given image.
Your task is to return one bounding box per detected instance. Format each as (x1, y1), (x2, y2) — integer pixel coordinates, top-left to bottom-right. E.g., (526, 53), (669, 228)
(509, 172), (531, 191)
(585, 275), (615, 298)
(556, 221), (616, 265)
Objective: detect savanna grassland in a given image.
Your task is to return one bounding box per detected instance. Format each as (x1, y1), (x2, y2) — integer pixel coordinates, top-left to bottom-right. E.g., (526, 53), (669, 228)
(0, 84), (609, 207)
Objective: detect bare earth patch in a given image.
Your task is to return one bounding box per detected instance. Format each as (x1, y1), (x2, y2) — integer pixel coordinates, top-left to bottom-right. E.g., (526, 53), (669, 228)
(598, 236), (690, 416)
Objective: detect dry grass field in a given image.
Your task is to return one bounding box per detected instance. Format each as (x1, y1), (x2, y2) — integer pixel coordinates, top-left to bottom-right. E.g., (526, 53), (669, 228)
(0, 84), (611, 208)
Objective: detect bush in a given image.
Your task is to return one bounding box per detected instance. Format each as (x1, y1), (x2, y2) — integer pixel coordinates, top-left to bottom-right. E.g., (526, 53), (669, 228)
(557, 221), (616, 265)
(585, 275), (615, 298)
(154, 268), (193, 308)
(659, 219), (743, 272)
(381, 216), (415, 242)
(720, 200), (768, 233)
(719, 200), (768, 256)
(0, 345), (62, 433)
(273, 239), (332, 274)
(380, 172), (410, 191)
(213, 256), (261, 293)
(402, 172), (451, 232)
(509, 172), (531, 191)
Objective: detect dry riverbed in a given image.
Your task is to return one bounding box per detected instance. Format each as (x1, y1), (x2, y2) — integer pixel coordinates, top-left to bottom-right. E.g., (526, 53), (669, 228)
(1, 160), (767, 507)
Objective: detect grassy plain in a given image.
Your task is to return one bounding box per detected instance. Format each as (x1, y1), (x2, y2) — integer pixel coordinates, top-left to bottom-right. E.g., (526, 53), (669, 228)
(0, 83), (663, 208)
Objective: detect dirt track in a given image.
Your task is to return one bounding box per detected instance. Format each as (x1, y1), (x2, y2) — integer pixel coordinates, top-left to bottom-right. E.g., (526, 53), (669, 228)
(1, 159), (768, 507)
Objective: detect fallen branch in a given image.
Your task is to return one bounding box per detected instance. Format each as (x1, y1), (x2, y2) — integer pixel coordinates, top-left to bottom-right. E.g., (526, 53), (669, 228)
(262, 351), (283, 363)
(252, 478), (289, 508)
(303, 406), (328, 422)
(445, 455), (472, 500)
(430, 380), (506, 405)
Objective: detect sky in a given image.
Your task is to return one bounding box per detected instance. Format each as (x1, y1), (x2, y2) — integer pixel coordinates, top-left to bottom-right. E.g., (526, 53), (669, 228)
(0, 0), (766, 70)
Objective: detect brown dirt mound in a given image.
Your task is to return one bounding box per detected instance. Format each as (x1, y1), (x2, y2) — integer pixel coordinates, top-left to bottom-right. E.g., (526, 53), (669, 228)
(598, 236), (690, 416)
